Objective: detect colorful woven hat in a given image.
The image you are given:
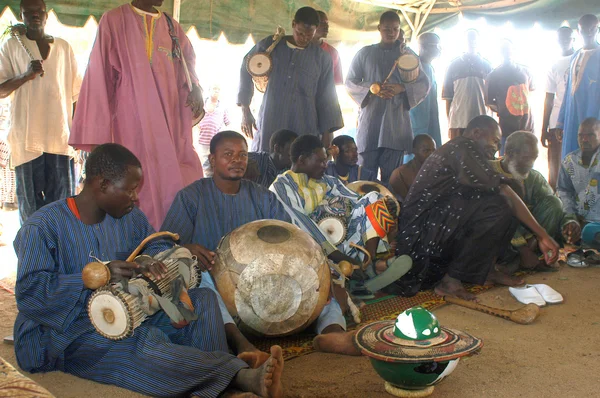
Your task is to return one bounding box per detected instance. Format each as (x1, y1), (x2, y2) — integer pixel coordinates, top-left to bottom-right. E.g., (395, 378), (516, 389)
(355, 307), (483, 362)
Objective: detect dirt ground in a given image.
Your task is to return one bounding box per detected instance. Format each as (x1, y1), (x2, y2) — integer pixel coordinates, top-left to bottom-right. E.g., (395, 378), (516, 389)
(1, 265), (599, 398)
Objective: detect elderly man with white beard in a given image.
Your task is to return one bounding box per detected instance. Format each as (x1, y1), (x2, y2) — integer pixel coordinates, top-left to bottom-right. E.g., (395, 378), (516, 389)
(490, 131), (572, 270)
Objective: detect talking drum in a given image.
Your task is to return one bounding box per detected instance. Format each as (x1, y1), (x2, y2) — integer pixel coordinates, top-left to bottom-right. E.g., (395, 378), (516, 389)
(355, 306), (482, 397)
(211, 219), (330, 337)
(317, 216), (347, 246)
(397, 53), (420, 83)
(246, 52), (272, 93)
(87, 247), (199, 340)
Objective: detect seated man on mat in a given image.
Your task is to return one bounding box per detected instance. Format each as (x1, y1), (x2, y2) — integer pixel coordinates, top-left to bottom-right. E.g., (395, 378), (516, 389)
(389, 134), (436, 201)
(161, 131), (360, 356)
(245, 129), (298, 188)
(270, 135), (412, 294)
(13, 143), (283, 398)
(395, 116), (559, 300)
(557, 118), (600, 247)
(489, 131), (570, 271)
(325, 135), (377, 184)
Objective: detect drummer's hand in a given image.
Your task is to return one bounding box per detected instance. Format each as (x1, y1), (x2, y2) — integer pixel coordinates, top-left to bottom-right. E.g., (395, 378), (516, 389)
(241, 105), (257, 139)
(184, 243), (215, 272)
(107, 261), (140, 282)
(135, 258), (169, 281)
(187, 84), (204, 118)
(381, 83), (405, 97)
(537, 233), (560, 264)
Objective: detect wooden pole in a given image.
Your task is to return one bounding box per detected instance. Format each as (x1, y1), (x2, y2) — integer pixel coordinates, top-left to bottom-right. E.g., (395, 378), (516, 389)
(173, 0), (181, 21)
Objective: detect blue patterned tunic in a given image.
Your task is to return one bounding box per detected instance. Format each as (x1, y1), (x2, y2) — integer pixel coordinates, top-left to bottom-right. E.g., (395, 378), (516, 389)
(13, 200), (246, 396)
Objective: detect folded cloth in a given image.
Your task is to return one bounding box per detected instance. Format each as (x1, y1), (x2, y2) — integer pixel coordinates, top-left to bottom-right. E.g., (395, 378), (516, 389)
(509, 285), (546, 306)
(530, 284), (564, 304)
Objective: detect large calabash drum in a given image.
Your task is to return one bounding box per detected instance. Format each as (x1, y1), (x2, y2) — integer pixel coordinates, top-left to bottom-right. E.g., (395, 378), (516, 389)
(397, 53), (420, 83)
(87, 247), (198, 340)
(247, 53), (272, 93)
(211, 220), (330, 337)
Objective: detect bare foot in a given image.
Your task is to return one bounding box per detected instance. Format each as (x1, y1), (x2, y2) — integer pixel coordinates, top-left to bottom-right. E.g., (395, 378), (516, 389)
(238, 350), (270, 369)
(221, 390), (259, 398)
(434, 275), (476, 301)
(233, 345), (284, 398)
(519, 245), (542, 269)
(312, 331), (362, 356)
(375, 259), (388, 275)
(486, 268), (524, 287)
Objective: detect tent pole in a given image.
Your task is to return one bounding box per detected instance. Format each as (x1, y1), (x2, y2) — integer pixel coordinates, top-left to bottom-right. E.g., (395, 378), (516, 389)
(415, 0), (436, 37)
(173, 0), (181, 21)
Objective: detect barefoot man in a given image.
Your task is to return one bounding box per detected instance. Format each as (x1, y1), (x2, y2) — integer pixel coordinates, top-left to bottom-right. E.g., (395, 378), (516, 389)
(13, 143), (283, 397)
(162, 131), (361, 357)
(394, 116), (559, 300)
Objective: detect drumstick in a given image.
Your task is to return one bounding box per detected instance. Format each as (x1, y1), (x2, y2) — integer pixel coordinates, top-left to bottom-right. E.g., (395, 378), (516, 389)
(126, 231), (180, 262)
(349, 242), (372, 271)
(444, 296), (540, 325)
(82, 231), (180, 289)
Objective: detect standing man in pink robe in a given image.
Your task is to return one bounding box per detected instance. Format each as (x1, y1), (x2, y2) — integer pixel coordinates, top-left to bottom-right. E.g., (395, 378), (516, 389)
(70, 0), (204, 229)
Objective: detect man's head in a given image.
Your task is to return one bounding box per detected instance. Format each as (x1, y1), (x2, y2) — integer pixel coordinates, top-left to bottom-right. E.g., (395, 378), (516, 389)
(209, 131), (248, 181)
(292, 7), (320, 48)
(466, 29), (479, 54)
(291, 135), (328, 180)
(577, 117), (600, 155)
(464, 115), (502, 160)
(331, 135), (358, 167)
(378, 11), (402, 45)
(557, 26), (575, 54)
(21, 0), (47, 32)
(418, 32), (441, 63)
(500, 39), (514, 63)
(269, 129), (299, 169)
(503, 131), (539, 180)
(314, 11), (329, 41)
(133, 0), (164, 9)
(578, 14), (599, 48)
(84, 143), (142, 219)
(209, 85), (221, 101)
(412, 134), (436, 164)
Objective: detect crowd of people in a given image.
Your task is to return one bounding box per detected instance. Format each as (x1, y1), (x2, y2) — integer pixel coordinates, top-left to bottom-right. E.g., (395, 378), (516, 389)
(1, 0), (599, 396)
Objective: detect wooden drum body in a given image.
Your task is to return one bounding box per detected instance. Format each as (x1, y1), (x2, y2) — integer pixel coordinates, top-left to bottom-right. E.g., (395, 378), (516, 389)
(211, 219), (330, 337)
(397, 53), (420, 83)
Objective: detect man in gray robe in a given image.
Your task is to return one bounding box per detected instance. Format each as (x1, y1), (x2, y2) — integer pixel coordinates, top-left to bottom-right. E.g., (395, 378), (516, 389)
(345, 11), (429, 184)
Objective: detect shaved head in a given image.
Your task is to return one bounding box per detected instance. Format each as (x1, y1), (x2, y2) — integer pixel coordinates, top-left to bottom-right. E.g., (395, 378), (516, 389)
(579, 14), (599, 48)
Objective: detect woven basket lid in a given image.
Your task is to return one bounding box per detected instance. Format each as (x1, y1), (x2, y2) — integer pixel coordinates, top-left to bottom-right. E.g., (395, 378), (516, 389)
(354, 321), (483, 363)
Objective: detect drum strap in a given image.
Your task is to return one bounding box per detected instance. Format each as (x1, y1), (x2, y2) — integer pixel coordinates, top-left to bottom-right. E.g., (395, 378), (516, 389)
(164, 14), (193, 92)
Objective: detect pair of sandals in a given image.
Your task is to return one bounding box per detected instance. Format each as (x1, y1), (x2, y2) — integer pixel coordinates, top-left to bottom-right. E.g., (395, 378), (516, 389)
(566, 249), (600, 268)
(509, 284), (564, 306)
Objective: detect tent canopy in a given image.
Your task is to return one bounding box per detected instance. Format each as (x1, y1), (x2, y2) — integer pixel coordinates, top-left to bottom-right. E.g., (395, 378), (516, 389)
(3, 0), (599, 43)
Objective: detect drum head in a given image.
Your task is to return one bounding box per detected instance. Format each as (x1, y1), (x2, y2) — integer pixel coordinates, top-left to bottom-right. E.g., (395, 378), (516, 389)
(397, 53), (419, 70)
(247, 53), (272, 77)
(88, 289), (131, 339)
(317, 216), (347, 246)
(347, 180), (394, 198)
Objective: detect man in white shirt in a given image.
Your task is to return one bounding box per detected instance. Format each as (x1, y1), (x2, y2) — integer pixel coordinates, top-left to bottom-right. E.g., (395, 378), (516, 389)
(542, 27), (575, 190)
(0, 0), (80, 223)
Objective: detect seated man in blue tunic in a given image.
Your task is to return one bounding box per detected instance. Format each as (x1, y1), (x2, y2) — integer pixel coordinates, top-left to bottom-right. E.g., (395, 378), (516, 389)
(161, 131), (360, 356)
(325, 135), (378, 184)
(13, 143), (283, 398)
(245, 129), (298, 188)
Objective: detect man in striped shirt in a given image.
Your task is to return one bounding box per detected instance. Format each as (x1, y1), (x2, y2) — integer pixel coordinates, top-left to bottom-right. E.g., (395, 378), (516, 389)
(162, 131), (361, 356)
(245, 129), (298, 188)
(194, 84), (230, 175)
(13, 143), (284, 397)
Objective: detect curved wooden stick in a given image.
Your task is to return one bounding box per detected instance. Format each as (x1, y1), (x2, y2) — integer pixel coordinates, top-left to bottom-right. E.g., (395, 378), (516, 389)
(125, 231), (180, 262)
(444, 296), (540, 325)
(349, 242), (372, 271)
